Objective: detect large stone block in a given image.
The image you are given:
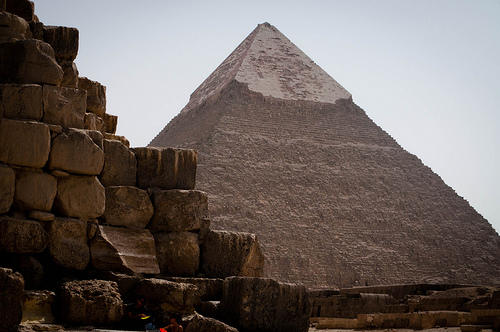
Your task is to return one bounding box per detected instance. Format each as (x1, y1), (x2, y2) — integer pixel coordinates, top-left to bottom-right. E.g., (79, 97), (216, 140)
(220, 277), (310, 332)
(22, 290), (56, 324)
(42, 85), (86, 128)
(154, 232), (200, 277)
(103, 113), (117, 134)
(201, 230), (264, 279)
(53, 175), (105, 219)
(14, 170), (56, 212)
(0, 84), (43, 121)
(84, 112), (104, 133)
(48, 127), (104, 175)
(58, 59), (79, 88)
(78, 77), (106, 117)
(149, 189), (210, 234)
(42, 26), (78, 61)
(0, 12), (29, 42)
(0, 163), (15, 213)
(100, 139), (136, 187)
(90, 225), (160, 275)
(60, 279), (123, 326)
(0, 118), (50, 168)
(5, 0), (34, 22)
(0, 268), (24, 332)
(102, 186), (153, 228)
(133, 147), (197, 190)
(186, 313), (239, 332)
(0, 39), (63, 85)
(45, 217), (89, 271)
(0, 217), (49, 253)
(167, 277), (224, 301)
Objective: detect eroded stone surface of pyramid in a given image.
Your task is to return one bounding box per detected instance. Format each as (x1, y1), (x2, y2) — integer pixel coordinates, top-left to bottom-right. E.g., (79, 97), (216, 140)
(150, 23), (500, 288)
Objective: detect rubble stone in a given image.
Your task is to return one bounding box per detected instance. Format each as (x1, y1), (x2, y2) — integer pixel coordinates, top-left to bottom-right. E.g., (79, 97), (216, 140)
(0, 216), (48, 253)
(58, 59), (78, 88)
(104, 133), (130, 147)
(0, 163), (15, 213)
(0, 268), (24, 332)
(0, 118), (50, 168)
(53, 175), (105, 219)
(45, 217), (89, 271)
(78, 76), (106, 117)
(186, 313), (239, 332)
(133, 147), (197, 190)
(100, 139), (136, 187)
(42, 25), (78, 61)
(102, 186), (153, 228)
(201, 230), (264, 279)
(149, 189), (210, 234)
(0, 12), (29, 42)
(22, 290), (56, 324)
(0, 84), (43, 121)
(90, 225), (160, 274)
(28, 210), (55, 222)
(42, 85), (86, 129)
(103, 113), (117, 134)
(14, 169), (57, 212)
(154, 232), (200, 277)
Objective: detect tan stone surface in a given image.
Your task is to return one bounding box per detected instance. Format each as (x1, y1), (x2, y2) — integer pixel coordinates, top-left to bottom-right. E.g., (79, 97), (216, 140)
(42, 25), (79, 61)
(90, 225), (160, 274)
(0, 84), (43, 121)
(14, 169), (56, 211)
(58, 59), (79, 88)
(154, 232), (200, 277)
(22, 290), (56, 324)
(103, 113), (117, 134)
(0, 216), (49, 253)
(42, 85), (86, 129)
(100, 139), (136, 187)
(0, 163), (15, 213)
(0, 118), (50, 168)
(104, 133), (130, 147)
(53, 175), (105, 219)
(27, 210), (55, 221)
(45, 217), (89, 271)
(48, 127), (104, 175)
(102, 186), (153, 228)
(84, 112), (105, 132)
(186, 313), (239, 332)
(78, 76), (106, 117)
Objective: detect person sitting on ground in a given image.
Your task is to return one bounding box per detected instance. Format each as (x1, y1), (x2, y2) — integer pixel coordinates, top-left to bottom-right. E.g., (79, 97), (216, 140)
(161, 314), (183, 332)
(125, 297), (156, 330)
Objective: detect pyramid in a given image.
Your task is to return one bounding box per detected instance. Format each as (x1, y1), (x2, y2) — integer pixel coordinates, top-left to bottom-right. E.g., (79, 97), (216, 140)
(150, 23), (500, 288)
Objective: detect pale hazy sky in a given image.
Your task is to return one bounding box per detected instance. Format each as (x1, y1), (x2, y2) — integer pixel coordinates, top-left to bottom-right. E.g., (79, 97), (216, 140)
(35, 1), (499, 233)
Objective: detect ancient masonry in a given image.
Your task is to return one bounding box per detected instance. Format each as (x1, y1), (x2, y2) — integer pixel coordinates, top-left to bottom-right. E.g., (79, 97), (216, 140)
(0, 2), (311, 332)
(150, 23), (500, 288)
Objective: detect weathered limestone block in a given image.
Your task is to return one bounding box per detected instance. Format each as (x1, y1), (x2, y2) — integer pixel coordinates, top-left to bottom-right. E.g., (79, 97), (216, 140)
(186, 313), (239, 332)
(53, 175), (105, 219)
(0, 39), (63, 85)
(58, 59), (78, 88)
(48, 127), (104, 175)
(135, 278), (200, 314)
(14, 170), (56, 212)
(45, 217), (89, 271)
(102, 186), (153, 228)
(60, 279), (123, 325)
(85, 129), (104, 149)
(149, 189), (210, 234)
(0, 84), (43, 120)
(29, 21), (44, 41)
(42, 26), (78, 61)
(201, 230), (264, 279)
(0, 163), (15, 213)
(103, 113), (117, 134)
(220, 277), (310, 332)
(0, 118), (50, 168)
(0, 268), (24, 332)
(5, 0), (34, 22)
(168, 277), (224, 301)
(42, 85), (86, 128)
(22, 290), (56, 324)
(100, 139), (136, 187)
(78, 77), (106, 117)
(0, 12), (29, 42)
(104, 133), (130, 147)
(89, 271), (141, 302)
(84, 112), (104, 132)
(28, 210), (55, 222)
(90, 225), (160, 274)
(133, 147), (197, 190)
(0, 217), (48, 253)
(154, 232), (200, 277)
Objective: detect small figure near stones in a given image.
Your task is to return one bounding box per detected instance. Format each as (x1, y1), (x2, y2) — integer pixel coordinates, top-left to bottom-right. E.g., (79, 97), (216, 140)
(160, 314), (183, 332)
(125, 297), (156, 330)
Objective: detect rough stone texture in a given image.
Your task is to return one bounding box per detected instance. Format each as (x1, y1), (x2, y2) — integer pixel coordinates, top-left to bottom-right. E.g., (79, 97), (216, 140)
(0, 39), (63, 85)
(28, 210), (55, 222)
(0, 163), (15, 213)
(53, 175), (105, 219)
(78, 76), (106, 117)
(90, 225), (160, 274)
(14, 169), (57, 211)
(45, 217), (89, 271)
(149, 189), (210, 234)
(0, 84), (43, 121)
(133, 147), (197, 190)
(48, 127), (104, 175)
(88, 271), (141, 302)
(149, 24), (500, 288)
(0, 268), (24, 332)
(5, 255), (44, 289)
(100, 139), (137, 187)
(186, 313), (239, 332)
(104, 133), (130, 147)
(102, 186), (153, 228)
(42, 85), (87, 129)
(0, 118), (50, 168)
(60, 279), (123, 326)
(42, 25), (78, 61)
(219, 277), (310, 332)
(0, 216), (48, 253)
(0, 12), (29, 42)
(58, 59), (78, 88)
(84, 112), (104, 132)
(22, 290), (56, 324)
(201, 230), (264, 279)
(154, 232), (200, 277)
(167, 277), (224, 301)
(5, 0), (34, 22)
(29, 21), (44, 41)
(103, 113), (117, 134)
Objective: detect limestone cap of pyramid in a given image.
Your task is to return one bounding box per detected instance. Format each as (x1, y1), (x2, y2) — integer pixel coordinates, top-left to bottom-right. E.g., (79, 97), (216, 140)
(183, 22), (352, 113)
